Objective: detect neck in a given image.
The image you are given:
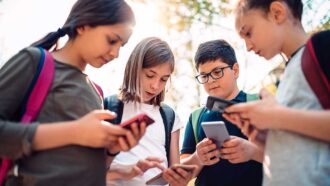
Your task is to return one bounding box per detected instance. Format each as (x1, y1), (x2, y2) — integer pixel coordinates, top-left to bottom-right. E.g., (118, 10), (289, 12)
(225, 86), (240, 100)
(281, 25), (308, 59)
(52, 41), (87, 71)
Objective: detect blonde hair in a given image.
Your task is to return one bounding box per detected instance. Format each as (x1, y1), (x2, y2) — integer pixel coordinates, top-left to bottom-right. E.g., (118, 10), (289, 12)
(119, 37), (174, 105)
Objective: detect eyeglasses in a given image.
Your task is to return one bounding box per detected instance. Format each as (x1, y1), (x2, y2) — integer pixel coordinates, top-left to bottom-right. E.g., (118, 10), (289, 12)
(195, 66), (232, 84)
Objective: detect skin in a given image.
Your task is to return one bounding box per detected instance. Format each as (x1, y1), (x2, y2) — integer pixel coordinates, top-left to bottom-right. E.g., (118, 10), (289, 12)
(223, 89), (330, 143)
(32, 24), (144, 164)
(107, 62), (194, 185)
(235, 1), (308, 60)
(181, 59), (262, 176)
(224, 2), (329, 156)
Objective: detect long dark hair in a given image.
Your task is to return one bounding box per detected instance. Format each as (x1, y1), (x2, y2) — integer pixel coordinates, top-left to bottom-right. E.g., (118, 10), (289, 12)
(31, 0), (135, 50)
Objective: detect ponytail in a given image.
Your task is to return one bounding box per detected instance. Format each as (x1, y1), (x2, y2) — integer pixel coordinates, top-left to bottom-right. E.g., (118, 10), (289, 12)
(31, 28), (67, 51)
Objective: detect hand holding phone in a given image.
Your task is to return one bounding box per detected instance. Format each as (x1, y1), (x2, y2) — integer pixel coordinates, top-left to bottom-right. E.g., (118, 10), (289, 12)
(206, 96), (235, 113)
(201, 121), (230, 149)
(120, 113), (155, 129)
(146, 164), (196, 185)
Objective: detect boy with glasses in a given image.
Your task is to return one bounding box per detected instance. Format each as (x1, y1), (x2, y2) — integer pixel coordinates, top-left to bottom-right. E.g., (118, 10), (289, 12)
(180, 40), (263, 186)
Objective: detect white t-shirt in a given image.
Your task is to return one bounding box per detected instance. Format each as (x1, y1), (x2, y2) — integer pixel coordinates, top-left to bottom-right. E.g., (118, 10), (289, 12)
(107, 101), (183, 186)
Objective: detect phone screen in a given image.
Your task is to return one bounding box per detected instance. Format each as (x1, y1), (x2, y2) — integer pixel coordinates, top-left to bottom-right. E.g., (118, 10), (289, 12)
(120, 113), (155, 129)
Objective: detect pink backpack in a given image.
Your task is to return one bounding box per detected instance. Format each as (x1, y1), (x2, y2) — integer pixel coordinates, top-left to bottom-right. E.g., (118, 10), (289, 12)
(0, 48), (55, 185)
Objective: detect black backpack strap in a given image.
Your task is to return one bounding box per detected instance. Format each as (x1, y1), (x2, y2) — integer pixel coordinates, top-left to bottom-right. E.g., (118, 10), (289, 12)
(159, 103), (175, 166)
(103, 95), (124, 124)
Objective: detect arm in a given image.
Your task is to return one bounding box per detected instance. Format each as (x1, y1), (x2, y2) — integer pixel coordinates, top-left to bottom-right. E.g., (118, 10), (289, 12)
(163, 129), (194, 186)
(224, 89), (330, 142)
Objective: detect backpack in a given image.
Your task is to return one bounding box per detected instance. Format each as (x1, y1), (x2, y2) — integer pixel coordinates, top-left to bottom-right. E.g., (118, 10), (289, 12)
(301, 30), (330, 109)
(103, 95), (175, 165)
(191, 93), (259, 144)
(0, 48), (55, 186)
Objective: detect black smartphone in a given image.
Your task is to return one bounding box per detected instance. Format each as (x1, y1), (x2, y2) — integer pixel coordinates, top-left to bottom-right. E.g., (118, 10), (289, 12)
(206, 96), (235, 113)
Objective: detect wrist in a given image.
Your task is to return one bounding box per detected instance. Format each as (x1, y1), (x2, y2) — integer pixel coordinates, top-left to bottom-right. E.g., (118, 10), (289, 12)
(193, 151), (203, 165)
(107, 149), (120, 157)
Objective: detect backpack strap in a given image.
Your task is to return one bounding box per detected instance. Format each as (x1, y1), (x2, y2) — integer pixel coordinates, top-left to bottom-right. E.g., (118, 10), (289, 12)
(0, 47), (54, 185)
(246, 93), (259, 102)
(103, 95), (124, 124)
(21, 48), (55, 123)
(159, 103), (175, 166)
(191, 107), (204, 144)
(301, 32), (330, 109)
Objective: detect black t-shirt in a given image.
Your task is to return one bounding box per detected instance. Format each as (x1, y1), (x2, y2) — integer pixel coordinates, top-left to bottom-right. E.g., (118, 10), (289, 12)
(181, 91), (263, 186)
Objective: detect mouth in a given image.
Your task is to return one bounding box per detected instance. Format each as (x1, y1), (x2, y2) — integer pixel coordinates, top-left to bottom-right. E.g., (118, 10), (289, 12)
(145, 91), (156, 97)
(255, 50), (262, 56)
(209, 86), (220, 91)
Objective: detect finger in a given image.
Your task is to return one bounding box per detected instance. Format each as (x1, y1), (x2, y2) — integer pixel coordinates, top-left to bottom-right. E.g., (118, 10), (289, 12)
(104, 123), (127, 136)
(165, 168), (182, 183)
(200, 144), (217, 154)
(94, 110), (117, 120)
(221, 137), (238, 148)
(173, 167), (188, 179)
(220, 147), (237, 154)
(118, 136), (130, 151)
(139, 121), (146, 138)
(163, 170), (178, 185)
(130, 123), (139, 139)
(124, 131), (138, 148)
(224, 102), (254, 113)
(145, 156), (164, 163)
(132, 166), (143, 176)
(221, 152), (238, 160)
(205, 156), (220, 165)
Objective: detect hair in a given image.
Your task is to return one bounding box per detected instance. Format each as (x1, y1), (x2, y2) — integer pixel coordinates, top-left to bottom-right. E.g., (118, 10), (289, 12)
(194, 39), (237, 70)
(235, 0), (303, 21)
(31, 0), (136, 50)
(119, 37), (175, 106)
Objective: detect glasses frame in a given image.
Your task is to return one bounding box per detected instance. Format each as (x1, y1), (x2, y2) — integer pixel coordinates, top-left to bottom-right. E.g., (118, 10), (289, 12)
(195, 65), (233, 84)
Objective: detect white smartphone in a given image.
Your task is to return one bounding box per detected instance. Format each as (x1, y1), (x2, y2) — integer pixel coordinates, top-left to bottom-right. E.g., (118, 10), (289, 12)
(201, 121), (230, 148)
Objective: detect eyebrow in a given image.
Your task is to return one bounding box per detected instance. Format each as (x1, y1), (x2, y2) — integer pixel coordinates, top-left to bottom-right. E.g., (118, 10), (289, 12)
(114, 33), (126, 46)
(149, 69), (171, 77)
(239, 25), (245, 35)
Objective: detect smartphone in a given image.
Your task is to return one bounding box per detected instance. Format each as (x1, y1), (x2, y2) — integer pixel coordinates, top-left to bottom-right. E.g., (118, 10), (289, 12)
(201, 121), (230, 149)
(146, 164), (195, 185)
(171, 164), (196, 172)
(120, 113), (155, 129)
(206, 96), (235, 113)
(146, 172), (167, 185)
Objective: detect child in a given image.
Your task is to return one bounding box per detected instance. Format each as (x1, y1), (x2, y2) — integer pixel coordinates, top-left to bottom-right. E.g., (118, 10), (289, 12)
(180, 39), (263, 186)
(0, 0), (145, 185)
(105, 37), (194, 186)
(224, 0), (330, 185)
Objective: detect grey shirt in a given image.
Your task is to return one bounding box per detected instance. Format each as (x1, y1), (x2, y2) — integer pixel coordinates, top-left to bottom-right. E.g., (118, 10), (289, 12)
(263, 47), (330, 186)
(0, 47), (106, 186)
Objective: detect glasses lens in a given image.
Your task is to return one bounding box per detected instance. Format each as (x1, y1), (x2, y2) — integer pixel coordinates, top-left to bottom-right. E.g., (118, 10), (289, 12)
(211, 68), (224, 79)
(196, 74), (208, 84)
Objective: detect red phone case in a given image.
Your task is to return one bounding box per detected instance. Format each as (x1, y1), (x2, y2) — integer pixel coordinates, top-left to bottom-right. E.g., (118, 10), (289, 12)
(119, 113), (155, 129)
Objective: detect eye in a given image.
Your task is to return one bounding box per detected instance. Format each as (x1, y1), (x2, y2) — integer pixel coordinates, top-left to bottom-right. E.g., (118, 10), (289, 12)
(245, 31), (251, 38)
(107, 37), (118, 45)
(161, 77), (169, 82)
(146, 74), (154, 78)
(212, 69), (223, 76)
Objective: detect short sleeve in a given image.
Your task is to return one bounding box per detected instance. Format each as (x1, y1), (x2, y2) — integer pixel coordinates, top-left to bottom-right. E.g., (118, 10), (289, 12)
(171, 113), (183, 133)
(180, 114), (196, 154)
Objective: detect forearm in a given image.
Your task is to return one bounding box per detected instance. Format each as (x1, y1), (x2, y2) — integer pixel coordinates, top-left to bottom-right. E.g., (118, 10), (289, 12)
(106, 170), (127, 180)
(32, 121), (78, 150)
(180, 152), (203, 177)
(274, 108), (330, 142)
(251, 143), (264, 163)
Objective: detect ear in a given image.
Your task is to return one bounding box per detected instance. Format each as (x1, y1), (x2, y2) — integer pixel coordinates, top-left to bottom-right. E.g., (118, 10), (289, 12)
(269, 1), (287, 24)
(232, 63), (239, 79)
(76, 25), (91, 35)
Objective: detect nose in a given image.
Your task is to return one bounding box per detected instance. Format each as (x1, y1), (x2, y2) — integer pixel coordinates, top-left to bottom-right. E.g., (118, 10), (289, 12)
(108, 45), (120, 59)
(150, 79), (160, 90)
(245, 39), (254, 52)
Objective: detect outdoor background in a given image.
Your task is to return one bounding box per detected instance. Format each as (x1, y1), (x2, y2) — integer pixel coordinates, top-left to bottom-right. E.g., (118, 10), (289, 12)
(0, 0), (329, 146)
